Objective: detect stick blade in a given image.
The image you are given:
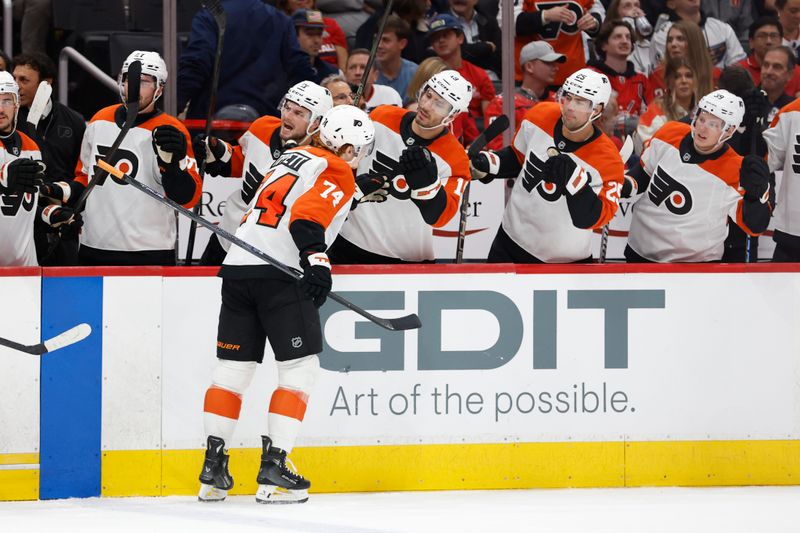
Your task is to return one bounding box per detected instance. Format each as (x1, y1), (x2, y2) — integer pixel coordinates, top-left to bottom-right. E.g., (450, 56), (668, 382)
(376, 313), (422, 331)
(468, 114), (510, 158)
(619, 135), (633, 164)
(125, 60), (142, 108)
(43, 323), (92, 354)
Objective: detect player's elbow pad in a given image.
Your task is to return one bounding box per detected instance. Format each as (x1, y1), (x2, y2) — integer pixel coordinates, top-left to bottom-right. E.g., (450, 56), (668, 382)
(566, 186), (602, 229)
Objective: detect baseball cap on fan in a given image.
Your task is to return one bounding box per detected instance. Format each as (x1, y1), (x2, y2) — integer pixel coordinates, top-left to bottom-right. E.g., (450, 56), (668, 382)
(519, 41), (566, 65)
(426, 13), (464, 40)
(292, 9), (325, 29)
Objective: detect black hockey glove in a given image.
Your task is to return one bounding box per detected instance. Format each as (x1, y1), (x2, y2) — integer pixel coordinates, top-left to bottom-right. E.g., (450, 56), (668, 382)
(739, 154), (771, 204)
(742, 88), (771, 128)
(298, 251), (332, 308)
(153, 125), (188, 165)
(41, 204), (80, 228)
(354, 173), (389, 204)
(470, 151), (500, 184)
(542, 153), (589, 195)
(0, 158), (45, 194)
(399, 145), (440, 200)
(39, 181), (74, 204)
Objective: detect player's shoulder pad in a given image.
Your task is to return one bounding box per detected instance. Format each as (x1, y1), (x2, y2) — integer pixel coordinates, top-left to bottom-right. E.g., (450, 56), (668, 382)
(141, 112), (191, 133)
(651, 120), (690, 148)
(770, 97), (800, 127)
(521, 100), (560, 131)
(17, 131), (40, 153)
(582, 133), (625, 180)
(246, 115), (282, 139)
(88, 104), (123, 124)
(304, 145), (356, 194)
(369, 104), (408, 130)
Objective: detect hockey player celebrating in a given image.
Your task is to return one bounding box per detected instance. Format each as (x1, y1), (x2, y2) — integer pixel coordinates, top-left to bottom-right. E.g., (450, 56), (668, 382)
(196, 80), (333, 265)
(471, 68), (625, 263)
(624, 89), (772, 262)
(197, 105), (374, 504)
(327, 70), (472, 263)
(40, 51), (201, 266)
(0, 71), (79, 266)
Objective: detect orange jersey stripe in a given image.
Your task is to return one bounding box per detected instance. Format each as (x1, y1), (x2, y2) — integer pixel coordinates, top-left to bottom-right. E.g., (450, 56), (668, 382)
(268, 387), (309, 421)
(289, 146), (355, 230)
(203, 386), (243, 420)
(230, 116), (282, 178)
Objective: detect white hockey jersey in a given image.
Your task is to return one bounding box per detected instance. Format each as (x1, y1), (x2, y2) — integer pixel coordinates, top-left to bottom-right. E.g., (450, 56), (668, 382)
(217, 116), (283, 252)
(339, 105), (470, 262)
(76, 105), (201, 253)
(628, 121), (755, 262)
(650, 16), (746, 70)
(501, 102), (624, 262)
(764, 98), (800, 238)
(224, 146), (355, 271)
(0, 133), (41, 266)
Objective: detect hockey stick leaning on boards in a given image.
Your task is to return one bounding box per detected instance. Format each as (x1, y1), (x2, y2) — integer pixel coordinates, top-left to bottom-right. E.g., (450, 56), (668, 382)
(96, 159), (422, 332)
(598, 135), (633, 263)
(0, 323), (92, 355)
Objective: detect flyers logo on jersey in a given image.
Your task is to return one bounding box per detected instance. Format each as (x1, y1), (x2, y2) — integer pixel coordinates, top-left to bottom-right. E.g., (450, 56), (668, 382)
(0, 191), (35, 217)
(368, 150), (412, 200)
(537, 0), (583, 38)
(649, 166), (692, 215)
(522, 151), (561, 202)
(792, 134), (800, 174)
(95, 145), (139, 186)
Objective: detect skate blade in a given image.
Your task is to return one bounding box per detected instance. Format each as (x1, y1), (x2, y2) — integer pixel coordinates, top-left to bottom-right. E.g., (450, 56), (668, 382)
(255, 485), (308, 504)
(198, 483), (228, 502)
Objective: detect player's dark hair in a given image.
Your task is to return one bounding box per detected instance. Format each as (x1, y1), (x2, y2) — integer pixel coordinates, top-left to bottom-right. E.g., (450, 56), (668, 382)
(12, 52), (56, 82)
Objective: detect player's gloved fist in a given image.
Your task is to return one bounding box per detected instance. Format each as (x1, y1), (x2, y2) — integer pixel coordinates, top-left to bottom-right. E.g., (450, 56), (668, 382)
(41, 204), (79, 228)
(298, 251), (332, 307)
(153, 125), (187, 165)
(739, 154), (771, 203)
(0, 158), (45, 194)
(742, 88), (771, 126)
(470, 151), (500, 184)
(399, 145), (440, 200)
(38, 181), (72, 204)
(543, 153), (588, 195)
(354, 173), (389, 204)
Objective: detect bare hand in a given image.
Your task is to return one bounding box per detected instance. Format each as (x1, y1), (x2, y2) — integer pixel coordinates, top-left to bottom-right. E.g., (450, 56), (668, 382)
(577, 13), (598, 31)
(543, 6), (575, 24)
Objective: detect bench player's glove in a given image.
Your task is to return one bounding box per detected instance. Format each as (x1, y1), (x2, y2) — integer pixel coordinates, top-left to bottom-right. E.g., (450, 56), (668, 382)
(399, 145), (440, 200)
(153, 125), (187, 166)
(739, 154), (771, 204)
(543, 152), (588, 195)
(298, 251), (332, 308)
(0, 158), (45, 194)
(470, 151), (500, 184)
(354, 173), (389, 204)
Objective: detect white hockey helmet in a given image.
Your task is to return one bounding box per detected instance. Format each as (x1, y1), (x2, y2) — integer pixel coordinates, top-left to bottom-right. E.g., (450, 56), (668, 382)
(420, 70), (473, 124)
(318, 105), (375, 167)
(0, 71), (19, 104)
(695, 89), (745, 131)
(561, 68), (612, 110)
(121, 50), (168, 86)
(283, 81), (334, 134)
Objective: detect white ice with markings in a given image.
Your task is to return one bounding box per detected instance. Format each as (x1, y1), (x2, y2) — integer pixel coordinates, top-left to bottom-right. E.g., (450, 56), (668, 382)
(1, 486), (797, 532)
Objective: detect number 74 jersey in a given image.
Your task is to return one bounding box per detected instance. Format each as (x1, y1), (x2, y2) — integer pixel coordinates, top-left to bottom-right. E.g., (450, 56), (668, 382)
(223, 146), (356, 271)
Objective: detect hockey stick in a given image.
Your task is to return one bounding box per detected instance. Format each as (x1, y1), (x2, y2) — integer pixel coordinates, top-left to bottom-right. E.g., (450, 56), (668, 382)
(599, 135), (633, 263)
(97, 160), (422, 331)
(0, 323), (92, 356)
(353, 0), (395, 107)
(27, 81), (52, 129)
(456, 114), (510, 263)
(185, 0), (227, 266)
(72, 60), (142, 214)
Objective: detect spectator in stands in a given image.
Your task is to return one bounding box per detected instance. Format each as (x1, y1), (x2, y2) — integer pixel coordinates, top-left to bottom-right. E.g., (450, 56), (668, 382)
(321, 74), (355, 106)
(178, 0), (314, 119)
(649, 0), (746, 69)
(484, 41), (565, 150)
(635, 57), (697, 152)
(605, 0), (655, 74)
(0, 50), (12, 72)
(704, 0), (754, 51)
(515, 0), (604, 86)
(646, 21), (715, 102)
(12, 0), (50, 55)
(760, 46), (797, 119)
(588, 20), (648, 137)
(293, 9), (340, 83)
(777, 0), (800, 58)
(598, 91), (625, 149)
(428, 14), (494, 143)
(276, 0), (349, 70)
(740, 16), (785, 84)
(374, 15), (419, 104)
(344, 48), (403, 110)
(13, 52), (86, 265)
(449, 0), (503, 77)
(356, 0), (431, 64)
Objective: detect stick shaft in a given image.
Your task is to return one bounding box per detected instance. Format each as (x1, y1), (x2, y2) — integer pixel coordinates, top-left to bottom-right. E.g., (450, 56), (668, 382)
(353, 0), (395, 107)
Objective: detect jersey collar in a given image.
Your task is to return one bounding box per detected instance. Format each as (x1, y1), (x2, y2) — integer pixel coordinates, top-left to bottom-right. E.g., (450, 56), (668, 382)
(0, 131), (22, 156)
(400, 110), (448, 147)
(552, 117), (601, 152)
(269, 127), (284, 159)
(114, 104), (164, 129)
(679, 131), (728, 163)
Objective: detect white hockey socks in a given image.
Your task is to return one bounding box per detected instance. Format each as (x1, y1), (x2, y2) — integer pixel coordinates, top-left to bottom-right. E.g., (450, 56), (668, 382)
(267, 355), (320, 454)
(203, 359), (257, 445)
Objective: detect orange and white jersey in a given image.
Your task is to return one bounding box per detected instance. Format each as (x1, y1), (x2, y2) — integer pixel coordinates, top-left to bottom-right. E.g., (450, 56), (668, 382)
(224, 146), (355, 270)
(628, 121), (751, 262)
(763, 98), (800, 238)
(0, 132), (41, 266)
(502, 102), (624, 262)
(76, 105), (201, 253)
(339, 105), (470, 262)
(217, 116), (283, 252)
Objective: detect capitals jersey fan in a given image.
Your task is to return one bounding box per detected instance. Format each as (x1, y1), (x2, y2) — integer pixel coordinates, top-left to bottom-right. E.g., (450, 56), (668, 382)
(76, 105), (201, 257)
(763, 98), (800, 247)
(501, 102), (623, 262)
(628, 122), (758, 262)
(216, 116), (283, 253)
(515, 0), (605, 85)
(221, 146), (355, 275)
(337, 105), (470, 262)
(0, 133), (41, 266)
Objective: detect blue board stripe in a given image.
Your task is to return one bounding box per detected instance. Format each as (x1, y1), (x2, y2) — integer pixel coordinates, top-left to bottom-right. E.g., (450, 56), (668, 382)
(40, 276), (103, 499)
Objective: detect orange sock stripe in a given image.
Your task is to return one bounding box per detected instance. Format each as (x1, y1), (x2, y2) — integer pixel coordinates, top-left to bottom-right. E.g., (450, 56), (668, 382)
(204, 386), (242, 420)
(268, 387), (309, 421)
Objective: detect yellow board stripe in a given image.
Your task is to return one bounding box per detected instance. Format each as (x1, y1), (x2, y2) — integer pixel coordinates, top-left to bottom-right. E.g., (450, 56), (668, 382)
(100, 440), (800, 497)
(0, 455), (39, 501)
(0, 453), (39, 466)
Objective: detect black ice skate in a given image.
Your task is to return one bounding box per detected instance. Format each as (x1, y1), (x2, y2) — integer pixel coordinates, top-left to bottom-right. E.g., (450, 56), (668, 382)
(255, 436), (310, 504)
(198, 435), (234, 502)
